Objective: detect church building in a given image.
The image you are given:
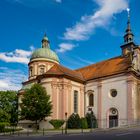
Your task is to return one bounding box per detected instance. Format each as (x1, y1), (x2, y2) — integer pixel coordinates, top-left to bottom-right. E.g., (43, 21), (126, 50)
(18, 13), (140, 129)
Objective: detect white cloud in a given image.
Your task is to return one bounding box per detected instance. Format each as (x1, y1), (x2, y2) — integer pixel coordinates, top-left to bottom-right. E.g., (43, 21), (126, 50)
(15, 49), (32, 57)
(56, 43), (76, 53)
(0, 80), (9, 89)
(7, 0), (62, 7)
(76, 57), (94, 65)
(0, 53), (29, 64)
(55, 0), (62, 3)
(63, 0), (128, 41)
(0, 67), (27, 91)
(0, 46), (34, 64)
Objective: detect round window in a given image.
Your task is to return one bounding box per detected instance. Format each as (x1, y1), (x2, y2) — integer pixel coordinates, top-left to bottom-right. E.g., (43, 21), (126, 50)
(110, 90), (117, 97)
(112, 109), (117, 114)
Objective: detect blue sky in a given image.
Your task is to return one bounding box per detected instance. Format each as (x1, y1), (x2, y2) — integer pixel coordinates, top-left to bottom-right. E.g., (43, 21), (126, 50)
(0, 0), (140, 90)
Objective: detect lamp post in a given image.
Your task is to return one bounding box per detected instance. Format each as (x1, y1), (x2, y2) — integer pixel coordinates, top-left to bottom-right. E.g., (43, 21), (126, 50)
(65, 112), (68, 134)
(90, 110), (93, 132)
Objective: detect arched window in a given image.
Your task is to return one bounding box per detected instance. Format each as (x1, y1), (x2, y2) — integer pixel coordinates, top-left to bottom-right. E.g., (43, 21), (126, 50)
(74, 90), (78, 113)
(40, 67), (45, 74)
(39, 65), (45, 75)
(89, 94), (94, 106)
(29, 67), (33, 77)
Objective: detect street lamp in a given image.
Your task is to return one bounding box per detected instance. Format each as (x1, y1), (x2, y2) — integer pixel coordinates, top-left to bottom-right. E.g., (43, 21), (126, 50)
(90, 110), (93, 132)
(65, 112), (68, 134)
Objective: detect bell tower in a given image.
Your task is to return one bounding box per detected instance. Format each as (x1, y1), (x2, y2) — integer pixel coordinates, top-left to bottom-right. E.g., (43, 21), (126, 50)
(120, 8), (136, 56)
(124, 8), (134, 43)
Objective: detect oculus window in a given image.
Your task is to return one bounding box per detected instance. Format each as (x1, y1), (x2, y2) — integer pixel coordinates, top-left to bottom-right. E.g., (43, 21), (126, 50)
(110, 89), (117, 97)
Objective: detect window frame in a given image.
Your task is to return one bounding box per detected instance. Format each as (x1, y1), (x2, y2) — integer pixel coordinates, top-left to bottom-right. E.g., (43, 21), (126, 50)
(110, 89), (117, 98)
(74, 90), (78, 113)
(39, 65), (45, 75)
(29, 67), (33, 77)
(89, 93), (94, 107)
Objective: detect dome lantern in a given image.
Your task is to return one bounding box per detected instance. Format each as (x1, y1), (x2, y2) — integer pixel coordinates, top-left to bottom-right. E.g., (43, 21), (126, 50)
(30, 34), (59, 63)
(41, 33), (50, 48)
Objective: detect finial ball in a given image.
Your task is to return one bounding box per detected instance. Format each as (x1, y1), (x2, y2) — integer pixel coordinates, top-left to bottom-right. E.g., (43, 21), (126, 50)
(127, 8), (130, 12)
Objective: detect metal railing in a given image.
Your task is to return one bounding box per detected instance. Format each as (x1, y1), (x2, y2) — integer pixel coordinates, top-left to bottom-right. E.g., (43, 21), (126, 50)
(1, 119), (140, 136)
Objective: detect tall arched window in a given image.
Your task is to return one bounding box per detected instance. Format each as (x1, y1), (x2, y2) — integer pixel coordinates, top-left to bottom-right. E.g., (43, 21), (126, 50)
(29, 67), (33, 77)
(74, 90), (78, 113)
(40, 67), (45, 74)
(39, 65), (45, 75)
(89, 94), (94, 106)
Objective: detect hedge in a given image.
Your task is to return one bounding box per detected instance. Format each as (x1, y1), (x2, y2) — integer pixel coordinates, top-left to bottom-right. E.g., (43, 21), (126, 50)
(0, 122), (10, 132)
(49, 119), (65, 129)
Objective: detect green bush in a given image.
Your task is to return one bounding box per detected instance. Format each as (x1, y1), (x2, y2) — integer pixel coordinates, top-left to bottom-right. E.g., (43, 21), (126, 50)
(49, 119), (65, 129)
(67, 113), (81, 129)
(0, 122), (10, 132)
(80, 117), (88, 129)
(86, 111), (98, 128)
(4, 128), (23, 132)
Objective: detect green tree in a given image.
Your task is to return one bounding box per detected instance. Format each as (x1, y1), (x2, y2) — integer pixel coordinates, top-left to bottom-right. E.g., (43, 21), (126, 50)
(21, 83), (52, 129)
(0, 109), (10, 122)
(0, 91), (18, 123)
(10, 95), (18, 124)
(80, 117), (88, 129)
(86, 111), (98, 128)
(67, 113), (81, 129)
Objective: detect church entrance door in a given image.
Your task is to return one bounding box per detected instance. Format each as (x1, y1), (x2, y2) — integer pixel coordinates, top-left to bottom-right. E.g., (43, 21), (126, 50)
(109, 108), (118, 128)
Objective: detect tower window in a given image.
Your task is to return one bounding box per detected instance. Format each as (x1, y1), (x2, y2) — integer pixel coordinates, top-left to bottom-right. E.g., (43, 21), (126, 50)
(29, 67), (33, 77)
(74, 90), (78, 113)
(89, 93), (94, 106)
(39, 65), (45, 75)
(40, 67), (45, 74)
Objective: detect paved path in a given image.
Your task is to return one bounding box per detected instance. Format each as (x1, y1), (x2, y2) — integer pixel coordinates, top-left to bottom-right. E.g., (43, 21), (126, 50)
(1, 126), (140, 140)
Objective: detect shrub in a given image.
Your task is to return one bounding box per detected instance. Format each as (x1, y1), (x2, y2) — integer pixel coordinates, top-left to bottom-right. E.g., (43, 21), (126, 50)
(67, 113), (81, 129)
(49, 119), (65, 129)
(80, 117), (88, 129)
(0, 122), (10, 132)
(86, 111), (98, 128)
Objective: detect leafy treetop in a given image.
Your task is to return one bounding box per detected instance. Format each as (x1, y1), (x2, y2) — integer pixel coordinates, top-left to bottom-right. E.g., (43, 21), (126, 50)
(21, 83), (52, 124)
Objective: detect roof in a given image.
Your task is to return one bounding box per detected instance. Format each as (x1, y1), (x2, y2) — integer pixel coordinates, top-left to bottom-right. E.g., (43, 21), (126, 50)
(28, 56), (131, 84)
(21, 82), (35, 90)
(30, 48), (59, 63)
(37, 64), (85, 83)
(75, 56), (131, 81)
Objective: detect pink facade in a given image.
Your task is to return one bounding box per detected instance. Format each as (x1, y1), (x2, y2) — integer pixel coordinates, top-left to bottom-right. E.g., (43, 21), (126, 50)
(51, 78), (84, 120)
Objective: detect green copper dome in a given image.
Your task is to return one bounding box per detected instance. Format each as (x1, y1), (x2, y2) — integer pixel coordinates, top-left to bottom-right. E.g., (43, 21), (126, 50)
(30, 48), (59, 62)
(30, 34), (59, 63)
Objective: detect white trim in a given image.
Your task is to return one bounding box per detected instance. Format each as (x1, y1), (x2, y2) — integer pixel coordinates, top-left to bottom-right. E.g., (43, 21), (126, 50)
(30, 58), (59, 64)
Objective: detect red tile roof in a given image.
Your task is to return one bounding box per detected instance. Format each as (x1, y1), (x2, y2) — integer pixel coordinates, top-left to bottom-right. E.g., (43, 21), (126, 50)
(75, 56), (131, 81)
(37, 56), (131, 82)
(38, 64), (85, 82)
